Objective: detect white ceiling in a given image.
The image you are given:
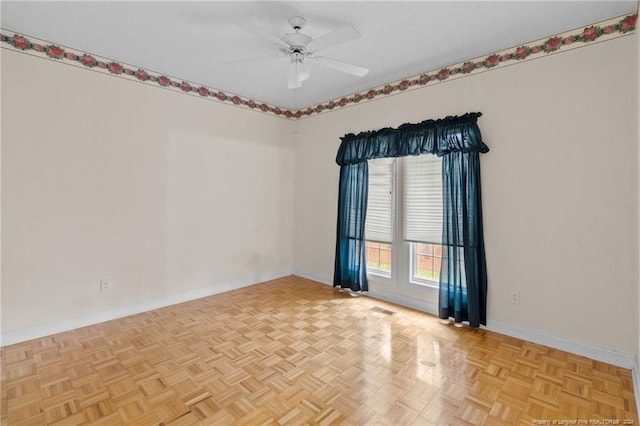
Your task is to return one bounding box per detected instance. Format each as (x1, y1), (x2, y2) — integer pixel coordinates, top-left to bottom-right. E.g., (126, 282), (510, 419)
(1, 1), (636, 110)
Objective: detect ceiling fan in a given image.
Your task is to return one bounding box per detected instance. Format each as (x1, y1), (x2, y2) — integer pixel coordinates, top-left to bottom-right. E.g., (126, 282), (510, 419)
(229, 16), (369, 89)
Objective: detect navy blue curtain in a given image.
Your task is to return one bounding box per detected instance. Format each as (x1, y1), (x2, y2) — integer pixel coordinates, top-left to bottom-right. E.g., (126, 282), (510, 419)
(439, 152), (487, 327)
(333, 112), (488, 327)
(333, 162), (369, 291)
(336, 113), (488, 164)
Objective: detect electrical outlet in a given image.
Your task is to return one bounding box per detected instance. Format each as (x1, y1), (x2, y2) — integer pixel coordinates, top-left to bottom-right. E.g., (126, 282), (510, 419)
(100, 280), (111, 293)
(509, 291), (521, 304)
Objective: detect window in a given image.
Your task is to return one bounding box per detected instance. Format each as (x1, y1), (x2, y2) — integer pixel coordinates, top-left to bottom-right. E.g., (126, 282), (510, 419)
(404, 154), (443, 286)
(365, 158), (394, 277)
(365, 154), (443, 286)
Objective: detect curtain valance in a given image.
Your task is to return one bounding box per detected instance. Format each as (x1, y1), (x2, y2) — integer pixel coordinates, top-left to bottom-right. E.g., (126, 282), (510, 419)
(336, 112), (489, 165)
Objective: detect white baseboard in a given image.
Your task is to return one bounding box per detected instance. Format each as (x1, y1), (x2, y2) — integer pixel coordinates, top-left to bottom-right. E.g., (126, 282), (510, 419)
(366, 287), (439, 316)
(293, 271), (436, 315)
(293, 272), (636, 371)
(293, 271), (333, 286)
(633, 356), (640, 418)
(485, 319), (636, 369)
(0, 270), (293, 347)
(3, 270), (640, 416)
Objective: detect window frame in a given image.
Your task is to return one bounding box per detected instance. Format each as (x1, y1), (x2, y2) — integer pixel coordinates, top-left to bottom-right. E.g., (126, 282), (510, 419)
(365, 155), (443, 293)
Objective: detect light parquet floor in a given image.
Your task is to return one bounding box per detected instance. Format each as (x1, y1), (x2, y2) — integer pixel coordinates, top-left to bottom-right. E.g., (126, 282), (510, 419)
(0, 276), (637, 425)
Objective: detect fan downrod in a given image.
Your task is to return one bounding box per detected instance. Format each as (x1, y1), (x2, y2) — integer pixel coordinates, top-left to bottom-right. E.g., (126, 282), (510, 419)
(288, 16), (306, 31)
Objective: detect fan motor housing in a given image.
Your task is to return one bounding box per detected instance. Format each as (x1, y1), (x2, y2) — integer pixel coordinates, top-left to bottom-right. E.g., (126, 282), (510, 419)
(281, 32), (312, 49)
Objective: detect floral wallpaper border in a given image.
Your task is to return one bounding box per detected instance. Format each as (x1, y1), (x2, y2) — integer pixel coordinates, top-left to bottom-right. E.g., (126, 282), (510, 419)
(0, 13), (636, 120)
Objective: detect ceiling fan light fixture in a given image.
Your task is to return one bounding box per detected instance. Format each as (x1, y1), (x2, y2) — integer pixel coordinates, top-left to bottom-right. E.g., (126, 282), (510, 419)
(287, 79), (302, 89)
(298, 61), (310, 82)
(286, 59), (310, 89)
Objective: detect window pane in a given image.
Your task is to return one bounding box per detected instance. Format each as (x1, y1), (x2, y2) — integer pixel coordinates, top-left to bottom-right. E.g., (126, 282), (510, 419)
(366, 240), (391, 276)
(365, 158), (394, 243)
(412, 242), (442, 284)
(380, 243), (391, 270)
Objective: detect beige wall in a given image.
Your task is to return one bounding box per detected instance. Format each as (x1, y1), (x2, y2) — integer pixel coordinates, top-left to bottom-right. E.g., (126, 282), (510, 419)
(1, 32), (638, 359)
(1, 50), (294, 333)
(636, 28), (640, 379)
(294, 35), (639, 354)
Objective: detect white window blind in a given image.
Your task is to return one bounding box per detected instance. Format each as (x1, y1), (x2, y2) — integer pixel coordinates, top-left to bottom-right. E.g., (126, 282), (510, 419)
(403, 154), (443, 244)
(365, 158), (394, 243)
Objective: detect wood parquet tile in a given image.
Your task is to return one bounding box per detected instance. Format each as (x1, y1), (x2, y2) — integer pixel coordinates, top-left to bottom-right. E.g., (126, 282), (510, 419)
(0, 276), (638, 425)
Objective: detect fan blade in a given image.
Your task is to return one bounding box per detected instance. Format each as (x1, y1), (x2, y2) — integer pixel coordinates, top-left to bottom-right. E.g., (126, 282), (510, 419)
(287, 79), (302, 89)
(313, 57), (369, 77)
(234, 21), (289, 50)
(309, 25), (361, 52)
(222, 55), (287, 66)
